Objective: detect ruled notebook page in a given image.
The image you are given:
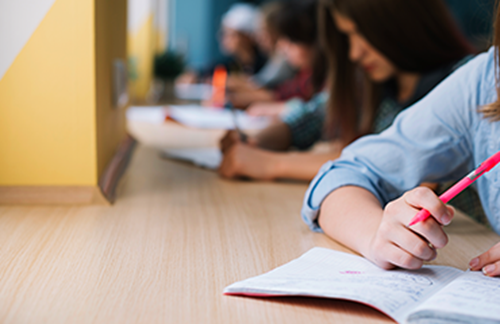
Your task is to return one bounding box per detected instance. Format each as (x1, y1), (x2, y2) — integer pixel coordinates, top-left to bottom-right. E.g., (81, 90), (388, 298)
(408, 271), (500, 323)
(224, 248), (462, 323)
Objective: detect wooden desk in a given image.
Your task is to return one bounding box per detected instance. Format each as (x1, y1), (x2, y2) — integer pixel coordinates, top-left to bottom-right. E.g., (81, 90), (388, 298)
(0, 145), (498, 324)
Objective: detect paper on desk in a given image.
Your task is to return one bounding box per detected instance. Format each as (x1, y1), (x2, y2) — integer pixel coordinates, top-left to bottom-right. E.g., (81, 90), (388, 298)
(126, 106), (166, 124)
(175, 83), (213, 100)
(408, 271), (500, 323)
(224, 248), (462, 323)
(161, 147), (222, 170)
(168, 105), (270, 130)
(126, 105), (270, 130)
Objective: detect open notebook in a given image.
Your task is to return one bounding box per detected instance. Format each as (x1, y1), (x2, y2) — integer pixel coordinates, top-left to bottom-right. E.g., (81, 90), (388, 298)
(168, 105), (270, 130)
(224, 248), (500, 324)
(161, 148), (222, 170)
(126, 105), (270, 130)
(174, 83), (213, 101)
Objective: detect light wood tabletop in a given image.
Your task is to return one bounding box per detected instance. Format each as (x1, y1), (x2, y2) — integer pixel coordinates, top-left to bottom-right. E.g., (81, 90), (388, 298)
(0, 144), (498, 324)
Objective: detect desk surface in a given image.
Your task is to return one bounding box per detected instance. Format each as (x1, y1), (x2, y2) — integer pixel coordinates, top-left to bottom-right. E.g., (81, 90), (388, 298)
(0, 145), (498, 324)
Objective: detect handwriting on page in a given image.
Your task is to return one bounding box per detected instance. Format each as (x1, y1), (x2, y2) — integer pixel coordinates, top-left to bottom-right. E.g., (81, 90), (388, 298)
(413, 271), (500, 319)
(225, 248), (462, 322)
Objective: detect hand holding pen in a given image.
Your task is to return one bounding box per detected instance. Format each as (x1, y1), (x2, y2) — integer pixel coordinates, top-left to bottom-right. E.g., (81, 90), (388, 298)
(408, 150), (500, 226)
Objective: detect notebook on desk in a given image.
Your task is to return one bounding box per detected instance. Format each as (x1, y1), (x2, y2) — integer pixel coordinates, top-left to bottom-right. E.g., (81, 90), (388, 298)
(224, 248), (500, 324)
(168, 105), (270, 130)
(174, 83), (213, 101)
(126, 105), (270, 130)
(161, 147), (222, 170)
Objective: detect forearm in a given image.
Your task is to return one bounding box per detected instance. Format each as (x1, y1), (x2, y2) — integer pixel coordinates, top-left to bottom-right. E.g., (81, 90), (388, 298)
(272, 151), (342, 181)
(318, 186), (383, 257)
(230, 89), (275, 108)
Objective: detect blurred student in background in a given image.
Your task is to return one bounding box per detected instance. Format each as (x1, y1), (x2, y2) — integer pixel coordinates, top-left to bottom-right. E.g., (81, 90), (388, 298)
(176, 3), (265, 85)
(219, 0), (475, 182)
(229, 1), (297, 93)
(228, 0), (327, 108)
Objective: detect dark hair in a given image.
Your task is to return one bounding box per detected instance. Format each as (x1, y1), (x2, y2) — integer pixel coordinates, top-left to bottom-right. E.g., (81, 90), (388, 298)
(272, 0), (327, 92)
(274, 0), (318, 45)
(320, 0), (476, 143)
(260, 2), (285, 45)
(482, 0), (500, 120)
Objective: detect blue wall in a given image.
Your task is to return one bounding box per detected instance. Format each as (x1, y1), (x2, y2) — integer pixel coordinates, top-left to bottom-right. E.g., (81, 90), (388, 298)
(168, 0), (212, 70)
(168, 0), (494, 70)
(168, 0), (260, 70)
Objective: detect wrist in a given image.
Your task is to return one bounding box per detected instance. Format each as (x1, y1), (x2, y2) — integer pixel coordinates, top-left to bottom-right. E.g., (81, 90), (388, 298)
(359, 231), (378, 262)
(351, 207), (383, 259)
(266, 152), (285, 180)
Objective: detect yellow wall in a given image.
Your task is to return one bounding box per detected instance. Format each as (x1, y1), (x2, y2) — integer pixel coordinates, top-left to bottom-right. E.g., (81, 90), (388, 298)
(128, 14), (155, 101)
(0, 0), (96, 186)
(95, 0), (128, 177)
(0, 0), (127, 187)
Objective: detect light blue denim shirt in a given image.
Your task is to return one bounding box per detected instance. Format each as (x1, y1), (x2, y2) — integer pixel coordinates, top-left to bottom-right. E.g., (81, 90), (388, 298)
(302, 47), (500, 235)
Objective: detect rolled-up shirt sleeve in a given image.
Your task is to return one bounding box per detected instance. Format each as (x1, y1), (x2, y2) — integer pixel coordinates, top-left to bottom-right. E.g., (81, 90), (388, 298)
(301, 49), (494, 232)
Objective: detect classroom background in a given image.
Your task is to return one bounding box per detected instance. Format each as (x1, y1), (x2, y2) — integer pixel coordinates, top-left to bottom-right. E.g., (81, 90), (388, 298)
(1, 0), (500, 323)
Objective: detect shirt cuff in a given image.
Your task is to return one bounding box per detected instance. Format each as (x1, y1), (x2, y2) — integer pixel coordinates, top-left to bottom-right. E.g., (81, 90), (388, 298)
(301, 160), (385, 232)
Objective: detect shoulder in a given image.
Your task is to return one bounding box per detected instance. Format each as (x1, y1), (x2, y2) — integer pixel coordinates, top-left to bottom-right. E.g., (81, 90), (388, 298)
(451, 47), (497, 106)
(478, 47), (498, 106)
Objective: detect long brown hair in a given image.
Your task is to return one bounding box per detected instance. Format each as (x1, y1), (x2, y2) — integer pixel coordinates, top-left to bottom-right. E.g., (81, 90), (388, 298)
(273, 0), (327, 92)
(482, 1), (500, 120)
(320, 0), (476, 143)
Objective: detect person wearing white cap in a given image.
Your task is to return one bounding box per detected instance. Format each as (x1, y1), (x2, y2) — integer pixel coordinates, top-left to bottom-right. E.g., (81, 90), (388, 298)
(222, 3), (259, 37)
(218, 3), (266, 76)
(175, 3), (266, 87)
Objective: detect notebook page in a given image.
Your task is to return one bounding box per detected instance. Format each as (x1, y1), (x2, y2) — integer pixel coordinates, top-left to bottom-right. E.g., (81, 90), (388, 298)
(168, 105), (270, 130)
(126, 106), (166, 124)
(161, 148), (222, 170)
(408, 271), (500, 323)
(175, 84), (213, 101)
(224, 248), (462, 323)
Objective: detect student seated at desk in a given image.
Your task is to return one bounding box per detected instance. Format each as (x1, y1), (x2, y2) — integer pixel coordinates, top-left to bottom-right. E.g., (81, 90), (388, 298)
(227, 0), (327, 108)
(302, 4), (500, 277)
(218, 0), (475, 182)
(176, 3), (266, 85)
(228, 1), (297, 93)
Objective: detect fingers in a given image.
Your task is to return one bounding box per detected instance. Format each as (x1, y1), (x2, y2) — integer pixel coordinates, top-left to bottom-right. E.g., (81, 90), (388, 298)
(377, 210), (437, 265)
(379, 243), (424, 270)
(404, 187), (454, 226)
(469, 242), (500, 276)
(220, 131), (240, 153)
(482, 261), (500, 277)
(218, 146), (240, 178)
(370, 188), (453, 271)
(386, 194), (449, 250)
(410, 216), (448, 249)
(389, 226), (437, 261)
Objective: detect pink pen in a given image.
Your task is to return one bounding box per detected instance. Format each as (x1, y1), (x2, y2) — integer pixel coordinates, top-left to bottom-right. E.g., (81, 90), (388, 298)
(408, 150), (500, 227)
